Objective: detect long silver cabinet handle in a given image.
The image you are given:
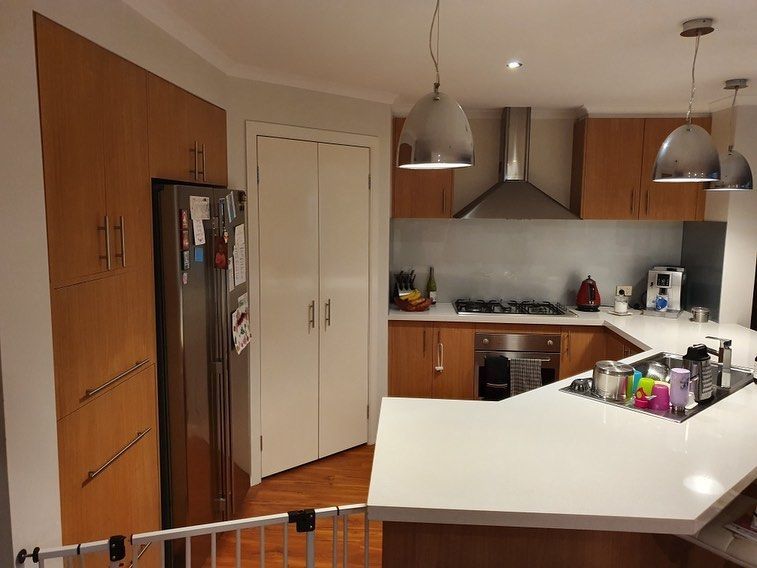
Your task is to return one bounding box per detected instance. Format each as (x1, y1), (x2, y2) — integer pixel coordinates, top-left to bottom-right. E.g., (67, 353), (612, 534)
(191, 141), (198, 180)
(98, 215), (112, 270)
(84, 359), (150, 398)
(86, 428), (151, 482)
(201, 143), (207, 182)
(308, 300), (315, 331)
(115, 215), (126, 267)
(325, 299), (331, 328)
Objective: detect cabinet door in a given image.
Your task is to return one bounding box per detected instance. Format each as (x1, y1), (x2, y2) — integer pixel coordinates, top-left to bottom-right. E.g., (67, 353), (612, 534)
(192, 95), (228, 186)
(577, 118), (645, 219)
(147, 74), (195, 183)
(638, 117), (710, 221)
(388, 322), (434, 397)
(392, 117), (454, 218)
(51, 267), (156, 419)
(35, 15), (109, 287)
(560, 327), (606, 378)
(102, 51), (152, 272)
(433, 324), (475, 400)
(258, 136), (320, 476)
(318, 144), (370, 458)
(58, 365), (160, 567)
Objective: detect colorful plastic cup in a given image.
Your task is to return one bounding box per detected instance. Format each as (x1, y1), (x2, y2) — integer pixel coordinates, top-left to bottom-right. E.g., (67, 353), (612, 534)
(638, 377), (655, 397)
(649, 383), (670, 411)
(627, 369), (643, 398)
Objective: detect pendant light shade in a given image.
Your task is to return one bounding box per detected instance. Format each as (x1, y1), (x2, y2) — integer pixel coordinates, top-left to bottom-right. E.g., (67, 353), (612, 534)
(652, 18), (720, 184)
(396, 0), (474, 169)
(652, 123), (721, 182)
(709, 148), (753, 190)
(397, 90), (474, 169)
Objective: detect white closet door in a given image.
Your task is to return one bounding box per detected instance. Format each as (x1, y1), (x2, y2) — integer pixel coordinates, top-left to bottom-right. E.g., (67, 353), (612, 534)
(258, 136), (320, 476)
(317, 143), (370, 458)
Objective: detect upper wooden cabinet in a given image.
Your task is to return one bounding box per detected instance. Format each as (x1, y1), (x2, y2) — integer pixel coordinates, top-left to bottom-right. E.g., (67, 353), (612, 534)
(36, 15), (151, 288)
(389, 321), (475, 399)
(570, 116), (710, 221)
(391, 117), (454, 218)
(147, 74), (227, 186)
(570, 118), (645, 220)
(638, 117), (710, 221)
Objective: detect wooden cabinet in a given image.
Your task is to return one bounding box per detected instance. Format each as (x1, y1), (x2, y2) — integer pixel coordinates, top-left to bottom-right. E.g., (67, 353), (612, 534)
(638, 117), (710, 221)
(571, 116), (710, 221)
(388, 322), (475, 399)
(147, 73), (227, 186)
(391, 117), (454, 218)
(570, 118), (645, 220)
(57, 365), (160, 567)
(605, 330), (644, 360)
(51, 267), (156, 419)
(559, 326), (607, 379)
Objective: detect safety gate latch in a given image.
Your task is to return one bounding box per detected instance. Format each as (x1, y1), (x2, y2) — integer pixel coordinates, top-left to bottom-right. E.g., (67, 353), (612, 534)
(287, 508), (316, 532)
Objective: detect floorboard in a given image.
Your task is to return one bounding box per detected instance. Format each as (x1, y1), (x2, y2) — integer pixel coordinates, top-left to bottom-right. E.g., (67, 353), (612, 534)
(208, 444), (381, 567)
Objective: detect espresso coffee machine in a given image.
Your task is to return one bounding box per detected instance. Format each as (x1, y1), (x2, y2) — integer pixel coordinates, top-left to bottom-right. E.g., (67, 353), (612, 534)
(645, 266), (684, 317)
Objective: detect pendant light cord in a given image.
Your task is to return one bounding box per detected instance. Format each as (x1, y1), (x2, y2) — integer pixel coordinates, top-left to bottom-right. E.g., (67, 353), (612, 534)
(685, 32), (701, 124)
(728, 86), (739, 151)
(429, 0), (441, 93)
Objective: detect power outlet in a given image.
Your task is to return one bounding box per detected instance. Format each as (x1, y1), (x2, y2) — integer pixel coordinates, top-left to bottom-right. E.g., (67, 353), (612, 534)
(615, 285), (632, 297)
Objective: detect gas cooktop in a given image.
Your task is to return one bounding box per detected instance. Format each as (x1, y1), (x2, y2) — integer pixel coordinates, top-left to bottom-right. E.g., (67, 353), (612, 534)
(453, 299), (571, 316)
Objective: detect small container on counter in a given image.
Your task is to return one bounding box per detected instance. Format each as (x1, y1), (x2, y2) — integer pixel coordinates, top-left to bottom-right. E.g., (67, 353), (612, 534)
(613, 294), (629, 314)
(669, 368), (691, 413)
(690, 306), (710, 323)
(649, 382), (670, 411)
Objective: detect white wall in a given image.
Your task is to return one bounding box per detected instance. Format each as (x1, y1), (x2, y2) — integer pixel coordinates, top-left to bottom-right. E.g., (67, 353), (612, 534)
(707, 106), (757, 326)
(0, 0), (391, 559)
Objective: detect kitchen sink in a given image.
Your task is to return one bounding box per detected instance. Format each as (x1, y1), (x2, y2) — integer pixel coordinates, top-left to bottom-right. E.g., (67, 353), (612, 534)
(560, 352), (755, 422)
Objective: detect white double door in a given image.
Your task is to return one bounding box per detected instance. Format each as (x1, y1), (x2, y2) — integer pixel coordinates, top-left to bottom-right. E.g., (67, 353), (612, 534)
(258, 136), (370, 476)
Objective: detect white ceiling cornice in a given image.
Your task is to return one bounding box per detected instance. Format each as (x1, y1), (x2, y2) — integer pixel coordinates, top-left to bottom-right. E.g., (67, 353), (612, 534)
(123, 0), (399, 105)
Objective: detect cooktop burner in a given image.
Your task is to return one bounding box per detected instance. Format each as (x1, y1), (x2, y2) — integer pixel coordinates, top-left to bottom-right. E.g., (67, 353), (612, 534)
(453, 299), (569, 316)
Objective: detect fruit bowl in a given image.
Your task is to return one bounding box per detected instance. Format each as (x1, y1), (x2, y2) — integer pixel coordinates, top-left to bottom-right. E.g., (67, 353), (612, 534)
(394, 296), (433, 312)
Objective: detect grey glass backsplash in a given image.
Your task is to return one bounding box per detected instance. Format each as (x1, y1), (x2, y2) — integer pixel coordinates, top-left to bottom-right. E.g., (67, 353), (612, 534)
(391, 219), (684, 306)
(681, 221), (726, 321)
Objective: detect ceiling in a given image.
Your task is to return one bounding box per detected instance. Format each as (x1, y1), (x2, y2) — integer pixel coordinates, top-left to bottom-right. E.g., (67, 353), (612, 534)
(126, 0), (757, 113)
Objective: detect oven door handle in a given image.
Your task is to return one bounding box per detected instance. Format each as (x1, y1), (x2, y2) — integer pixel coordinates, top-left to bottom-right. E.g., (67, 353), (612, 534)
(508, 357), (552, 363)
(485, 382), (509, 389)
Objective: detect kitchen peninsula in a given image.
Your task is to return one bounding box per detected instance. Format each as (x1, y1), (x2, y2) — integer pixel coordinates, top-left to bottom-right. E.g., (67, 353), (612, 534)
(371, 307), (757, 566)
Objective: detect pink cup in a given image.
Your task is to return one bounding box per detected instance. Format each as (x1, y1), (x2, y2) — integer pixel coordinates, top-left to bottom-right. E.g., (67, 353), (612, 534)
(649, 383), (670, 411)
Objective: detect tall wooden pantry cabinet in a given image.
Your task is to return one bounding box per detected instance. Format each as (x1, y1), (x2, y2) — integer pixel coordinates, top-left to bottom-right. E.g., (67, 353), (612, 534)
(256, 136), (370, 476)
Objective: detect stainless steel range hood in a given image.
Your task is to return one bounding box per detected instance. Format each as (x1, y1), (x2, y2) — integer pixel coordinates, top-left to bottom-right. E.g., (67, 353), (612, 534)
(454, 108), (577, 219)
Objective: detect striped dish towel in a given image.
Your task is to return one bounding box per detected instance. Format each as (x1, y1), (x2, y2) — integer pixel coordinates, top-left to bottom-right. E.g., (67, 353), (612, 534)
(510, 358), (542, 396)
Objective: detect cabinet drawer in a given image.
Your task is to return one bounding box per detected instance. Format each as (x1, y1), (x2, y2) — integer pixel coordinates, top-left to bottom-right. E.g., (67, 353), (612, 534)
(51, 267), (156, 418)
(57, 364), (159, 561)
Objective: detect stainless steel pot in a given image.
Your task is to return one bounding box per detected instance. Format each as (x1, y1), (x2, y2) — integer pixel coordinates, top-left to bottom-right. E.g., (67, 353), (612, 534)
(690, 306), (710, 323)
(592, 360), (634, 401)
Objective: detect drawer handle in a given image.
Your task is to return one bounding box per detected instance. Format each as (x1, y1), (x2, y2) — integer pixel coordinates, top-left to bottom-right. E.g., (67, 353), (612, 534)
(86, 428), (151, 482)
(84, 359), (149, 399)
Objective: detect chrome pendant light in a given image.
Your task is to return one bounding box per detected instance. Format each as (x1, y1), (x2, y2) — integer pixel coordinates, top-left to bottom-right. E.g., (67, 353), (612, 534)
(709, 79), (753, 191)
(397, 0), (474, 169)
(653, 19), (720, 183)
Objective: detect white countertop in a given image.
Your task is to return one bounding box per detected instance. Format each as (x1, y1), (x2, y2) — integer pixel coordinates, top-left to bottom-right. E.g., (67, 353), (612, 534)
(370, 306), (757, 533)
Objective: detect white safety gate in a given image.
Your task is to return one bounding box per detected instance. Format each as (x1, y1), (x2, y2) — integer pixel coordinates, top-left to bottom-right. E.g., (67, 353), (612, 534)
(16, 503), (369, 568)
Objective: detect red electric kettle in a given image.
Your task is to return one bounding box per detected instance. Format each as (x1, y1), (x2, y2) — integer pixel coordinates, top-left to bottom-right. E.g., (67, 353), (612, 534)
(576, 275), (601, 312)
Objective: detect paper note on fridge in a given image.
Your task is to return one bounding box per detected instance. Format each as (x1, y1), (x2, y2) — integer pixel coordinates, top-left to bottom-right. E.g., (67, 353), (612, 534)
(192, 218), (206, 245)
(231, 293), (251, 354)
(227, 256), (235, 292)
(233, 224), (247, 286)
(189, 196), (210, 220)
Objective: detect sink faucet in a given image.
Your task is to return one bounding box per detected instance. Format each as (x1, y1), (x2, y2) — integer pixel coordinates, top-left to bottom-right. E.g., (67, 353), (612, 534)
(705, 336), (732, 388)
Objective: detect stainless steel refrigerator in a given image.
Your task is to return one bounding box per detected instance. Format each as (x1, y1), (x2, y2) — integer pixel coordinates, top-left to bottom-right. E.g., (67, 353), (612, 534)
(154, 184), (250, 566)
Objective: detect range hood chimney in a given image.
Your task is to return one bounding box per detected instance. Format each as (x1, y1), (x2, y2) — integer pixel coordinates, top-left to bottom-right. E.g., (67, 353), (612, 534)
(454, 108), (578, 219)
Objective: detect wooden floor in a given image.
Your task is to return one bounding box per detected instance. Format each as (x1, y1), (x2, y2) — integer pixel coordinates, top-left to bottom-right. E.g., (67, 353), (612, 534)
(208, 444), (381, 567)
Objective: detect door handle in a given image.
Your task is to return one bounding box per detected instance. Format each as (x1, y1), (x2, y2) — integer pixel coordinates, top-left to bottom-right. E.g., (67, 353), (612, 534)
(308, 300), (315, 332)
(435, 341), (444, 372)
(114, 215), (126, 267)
(84, 359), (150, 398)
(200, 143), (207, 182)
(191, 141), (199, 180)
(98, 215), (112, 270)
(86, 428), (151, 482)
(324, 299), (331, 328)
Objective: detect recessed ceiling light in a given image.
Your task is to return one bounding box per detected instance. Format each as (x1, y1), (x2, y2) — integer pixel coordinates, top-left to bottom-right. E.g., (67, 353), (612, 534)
(506, 60), (523, 70)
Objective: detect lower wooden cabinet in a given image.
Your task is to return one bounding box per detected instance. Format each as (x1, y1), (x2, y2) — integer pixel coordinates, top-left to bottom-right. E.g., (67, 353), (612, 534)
(57, 364), (160, 566)
(605, 330), (644, 360)
(50, 267), (156, 419)
(389, 322), (475, 399)
(560, 327), (607, 379)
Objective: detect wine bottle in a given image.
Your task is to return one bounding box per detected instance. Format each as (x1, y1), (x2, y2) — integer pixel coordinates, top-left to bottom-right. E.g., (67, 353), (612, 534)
(426, 266), (437, 304)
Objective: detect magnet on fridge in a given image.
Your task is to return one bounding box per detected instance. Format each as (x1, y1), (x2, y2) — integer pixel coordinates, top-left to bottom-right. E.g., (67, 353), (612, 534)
(181, 250), (190, 271)
(182, 272), (188, 285)
(194, 246), (204, 262)
(214, 238), (228, 269)
(179, 209), (189, 230)
(181, 230), (190, 251)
